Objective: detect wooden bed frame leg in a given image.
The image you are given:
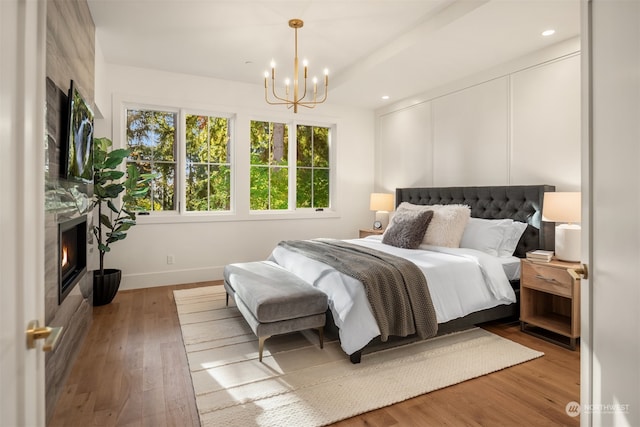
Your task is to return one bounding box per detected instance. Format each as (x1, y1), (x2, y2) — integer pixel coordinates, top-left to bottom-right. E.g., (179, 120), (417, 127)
(350, 351), (362, 364)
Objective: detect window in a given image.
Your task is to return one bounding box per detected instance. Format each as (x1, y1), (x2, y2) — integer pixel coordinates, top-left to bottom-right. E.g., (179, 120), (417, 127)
(250, 120), (331, 211)
(122, 103), (332, 218)
(125, 108), (233, 213)
(126, 109), (177, 211)
(250, 121), (289, 210)
(296, 125), (330, 208)
(185, 114), (231, 211)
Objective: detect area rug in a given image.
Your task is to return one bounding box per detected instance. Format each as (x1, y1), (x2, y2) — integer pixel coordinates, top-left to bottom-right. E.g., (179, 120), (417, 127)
(174, 285), (543, 427)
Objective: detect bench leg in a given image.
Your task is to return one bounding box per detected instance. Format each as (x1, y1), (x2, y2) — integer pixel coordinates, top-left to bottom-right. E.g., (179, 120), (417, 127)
(317, 327), (324, 349)
(258, 335), (270, 362)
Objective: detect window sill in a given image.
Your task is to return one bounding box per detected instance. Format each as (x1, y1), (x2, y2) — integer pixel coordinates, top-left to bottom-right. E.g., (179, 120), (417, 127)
(134, 209), (340, 225)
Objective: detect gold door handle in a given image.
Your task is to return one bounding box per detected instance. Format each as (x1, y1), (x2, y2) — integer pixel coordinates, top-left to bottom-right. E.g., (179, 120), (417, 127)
(568, 264), (589, 280)
(26, 320), (63, 352)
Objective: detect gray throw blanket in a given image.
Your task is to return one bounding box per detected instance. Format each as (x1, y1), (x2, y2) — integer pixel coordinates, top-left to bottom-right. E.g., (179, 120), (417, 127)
(277, 239), (438, 342)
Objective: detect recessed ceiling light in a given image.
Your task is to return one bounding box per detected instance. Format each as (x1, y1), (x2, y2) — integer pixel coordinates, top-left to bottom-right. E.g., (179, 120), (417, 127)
(381, 95), (390, 100)
(542, 29), (556, 37)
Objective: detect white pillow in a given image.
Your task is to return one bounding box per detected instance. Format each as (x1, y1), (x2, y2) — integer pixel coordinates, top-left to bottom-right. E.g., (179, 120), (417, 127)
(460, 217), (514, 256)
(398, 202), (470, 247)
(498, 221), (528, 257)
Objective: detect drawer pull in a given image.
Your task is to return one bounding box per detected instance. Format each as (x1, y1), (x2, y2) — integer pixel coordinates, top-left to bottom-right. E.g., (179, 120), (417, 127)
(535, 274), (559, 284)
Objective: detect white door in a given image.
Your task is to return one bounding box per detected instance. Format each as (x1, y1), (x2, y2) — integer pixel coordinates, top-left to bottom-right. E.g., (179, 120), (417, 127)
(581, 1), (640, 426)
(0, 0), (47, 425)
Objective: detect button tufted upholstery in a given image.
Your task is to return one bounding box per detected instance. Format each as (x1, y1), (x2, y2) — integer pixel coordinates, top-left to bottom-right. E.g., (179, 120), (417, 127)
(395, 185), (555, 258)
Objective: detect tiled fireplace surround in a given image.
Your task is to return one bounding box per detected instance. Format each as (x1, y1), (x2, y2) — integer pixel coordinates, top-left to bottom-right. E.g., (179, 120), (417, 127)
(45, 0), (96, 421)
(44, 77), (94, 421)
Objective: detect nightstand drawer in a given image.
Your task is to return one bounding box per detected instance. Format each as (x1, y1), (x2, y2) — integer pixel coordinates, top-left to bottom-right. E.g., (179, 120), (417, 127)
(359, 229), (384, 238)
(521, 262), (572, 297)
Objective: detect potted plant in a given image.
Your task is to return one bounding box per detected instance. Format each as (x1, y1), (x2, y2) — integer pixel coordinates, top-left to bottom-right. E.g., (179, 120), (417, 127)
(91, 136), (155, 306)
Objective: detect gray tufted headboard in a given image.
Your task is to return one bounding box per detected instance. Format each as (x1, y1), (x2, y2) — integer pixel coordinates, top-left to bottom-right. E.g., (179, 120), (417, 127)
(395, 185), (555, 258)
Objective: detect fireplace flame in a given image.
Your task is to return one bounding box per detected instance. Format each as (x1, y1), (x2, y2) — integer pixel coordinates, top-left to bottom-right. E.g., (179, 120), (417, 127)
(61, 247), (68, 268)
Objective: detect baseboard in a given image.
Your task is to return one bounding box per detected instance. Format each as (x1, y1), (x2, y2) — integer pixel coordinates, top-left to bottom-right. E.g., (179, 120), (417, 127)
(120, 266), (225, 290)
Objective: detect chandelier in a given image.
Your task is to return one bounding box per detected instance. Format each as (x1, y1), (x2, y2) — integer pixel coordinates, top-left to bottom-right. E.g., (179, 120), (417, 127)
(264, 19), (329, 113)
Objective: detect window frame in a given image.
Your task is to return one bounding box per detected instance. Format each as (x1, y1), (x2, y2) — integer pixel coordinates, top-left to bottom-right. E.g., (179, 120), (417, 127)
(180, 109), (235, 215)
(294, 123), (332, 210)
(123, 103), (181, 216)
(114, 96), (337, 224)
(249, 118), (336, 214)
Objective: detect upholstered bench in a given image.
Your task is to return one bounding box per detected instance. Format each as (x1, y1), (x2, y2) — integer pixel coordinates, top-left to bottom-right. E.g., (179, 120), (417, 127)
(223, 260), (328, 362)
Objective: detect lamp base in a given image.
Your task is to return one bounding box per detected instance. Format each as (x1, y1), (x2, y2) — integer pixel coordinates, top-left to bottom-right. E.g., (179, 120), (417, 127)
(375, 211), (390, 229)
(555, 224), (581, 262)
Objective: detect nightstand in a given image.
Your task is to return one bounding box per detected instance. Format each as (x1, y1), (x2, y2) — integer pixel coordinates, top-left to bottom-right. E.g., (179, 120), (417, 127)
(359, 228), (384, 238)
(520, 258), (581, 350)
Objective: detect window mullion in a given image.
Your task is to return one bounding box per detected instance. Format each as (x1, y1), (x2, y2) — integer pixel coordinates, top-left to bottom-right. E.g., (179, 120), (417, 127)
(206, 117), (211, 212)
(310, 127), (314, 208)
(178, 109), (186, 214)
(289, 122), (297, 210)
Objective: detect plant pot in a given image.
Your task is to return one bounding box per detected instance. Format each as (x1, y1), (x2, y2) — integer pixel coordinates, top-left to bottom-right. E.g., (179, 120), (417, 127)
(93, 269), (122, 306)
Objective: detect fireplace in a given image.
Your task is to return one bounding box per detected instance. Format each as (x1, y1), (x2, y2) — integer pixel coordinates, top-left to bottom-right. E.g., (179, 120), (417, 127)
(58, 215), (87, 304)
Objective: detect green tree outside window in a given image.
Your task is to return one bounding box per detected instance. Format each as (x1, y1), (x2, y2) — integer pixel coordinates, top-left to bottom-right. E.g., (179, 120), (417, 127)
(126, 109), (177, 211)
(250, 121), (289, 210)
(250, 121), (330, 211)
(185, 114), (231, 211)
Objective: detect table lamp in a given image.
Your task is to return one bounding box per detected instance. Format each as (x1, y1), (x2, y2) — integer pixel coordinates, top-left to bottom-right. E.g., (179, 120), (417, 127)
(542, 192), (581, 262)
(369, 193), (394, 229)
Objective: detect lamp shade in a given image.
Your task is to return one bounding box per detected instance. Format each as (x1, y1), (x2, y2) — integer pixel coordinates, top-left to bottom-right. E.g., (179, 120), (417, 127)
(369, 193), (394, 212)
(542, 192), (581, 224)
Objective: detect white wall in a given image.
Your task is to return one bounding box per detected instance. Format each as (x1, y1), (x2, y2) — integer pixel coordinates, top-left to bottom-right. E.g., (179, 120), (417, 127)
(433, 77), (510, 185)
(375, 38), (581, 193)
(94, 62), (375, 289)
(377, 102), (432, 188)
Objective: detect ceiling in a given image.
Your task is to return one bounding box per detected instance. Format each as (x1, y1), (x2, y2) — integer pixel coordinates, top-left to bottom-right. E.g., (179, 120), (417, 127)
(88, 0), (580, 110)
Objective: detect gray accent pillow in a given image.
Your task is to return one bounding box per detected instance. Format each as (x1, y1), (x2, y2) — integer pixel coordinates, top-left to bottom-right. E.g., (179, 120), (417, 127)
(382, 208), (434, 249)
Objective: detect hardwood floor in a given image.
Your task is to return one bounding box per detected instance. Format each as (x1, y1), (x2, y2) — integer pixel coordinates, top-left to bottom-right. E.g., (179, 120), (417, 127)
(50, 282), (580, 427)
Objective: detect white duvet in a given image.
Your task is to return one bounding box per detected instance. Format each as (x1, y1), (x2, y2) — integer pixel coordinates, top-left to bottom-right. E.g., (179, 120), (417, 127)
(268, 235), (517, 355)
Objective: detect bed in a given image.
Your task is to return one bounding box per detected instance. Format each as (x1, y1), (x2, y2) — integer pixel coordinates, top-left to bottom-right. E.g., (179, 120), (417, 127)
(269, 185), (555, 363)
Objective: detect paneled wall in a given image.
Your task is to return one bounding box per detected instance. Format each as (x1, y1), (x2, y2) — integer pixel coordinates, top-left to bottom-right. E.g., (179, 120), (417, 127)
(432, 77), (510, 185)
(44, 0), (95, 422)
(378, 102), (432, 188)
(376, 42), (581, 193)
(510, 55), (581, 188)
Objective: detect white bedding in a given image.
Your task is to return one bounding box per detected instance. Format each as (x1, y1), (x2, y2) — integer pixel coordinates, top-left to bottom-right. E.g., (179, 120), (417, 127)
(498, 255), (522, 281)
(269, 235), (517, 355)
